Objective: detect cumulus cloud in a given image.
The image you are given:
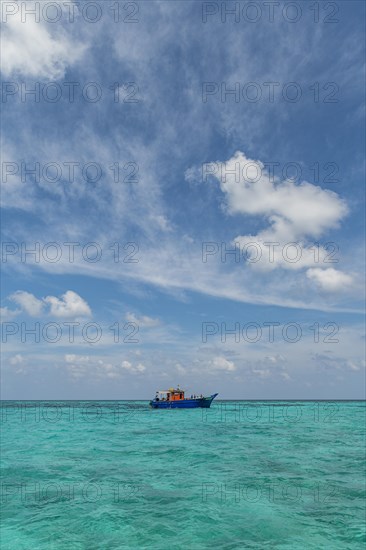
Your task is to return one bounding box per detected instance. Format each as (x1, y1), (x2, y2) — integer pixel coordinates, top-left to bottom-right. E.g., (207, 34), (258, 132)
(8, 290), (91, 318)
(64, 354), (91, 379)
(8, 353), (26, 374)
(44, 290), (91, 318)
(252, 368), (271, 379)
(9, 291), (44, 316)
(210, 151), (347, 236)
(1, 2), (85, 79)
(121, 360), (146, 373)
(211, 356), (236, 372)
(9, 354), (25, 366)
(64, 355), (146, 380)
(265, 354), (286, 364)
(125, 312), (160, 328)
(205, 151), (348, 272)
(0, 306), (20, 321)
(306, 268), (354, 292)
(65, 355), (117, 379)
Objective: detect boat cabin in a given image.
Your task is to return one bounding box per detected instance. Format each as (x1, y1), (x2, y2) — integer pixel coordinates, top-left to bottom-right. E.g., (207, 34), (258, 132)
(155, 387), (184, 402)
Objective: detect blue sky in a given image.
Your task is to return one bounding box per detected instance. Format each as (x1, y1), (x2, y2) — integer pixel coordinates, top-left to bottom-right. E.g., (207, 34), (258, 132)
(1, 0), (365, 399)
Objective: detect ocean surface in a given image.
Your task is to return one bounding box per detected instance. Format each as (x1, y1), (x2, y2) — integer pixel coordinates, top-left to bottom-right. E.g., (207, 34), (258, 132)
(1, 401), (365, 549)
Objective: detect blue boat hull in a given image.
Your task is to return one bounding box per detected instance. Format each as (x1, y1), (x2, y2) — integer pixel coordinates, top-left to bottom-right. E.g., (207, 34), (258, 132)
(149, 393), (218, 409)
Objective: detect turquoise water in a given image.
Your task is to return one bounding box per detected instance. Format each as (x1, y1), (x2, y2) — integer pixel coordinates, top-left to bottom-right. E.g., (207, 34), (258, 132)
(1, 401), (365, 549)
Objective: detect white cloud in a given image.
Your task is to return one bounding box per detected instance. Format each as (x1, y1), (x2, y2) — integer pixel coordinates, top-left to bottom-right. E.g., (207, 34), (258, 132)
(9, 291), (44, 316)
(135, 363), (146, 373)
(306, 268), (354, 292)
(44, 290), (91, 318)
(0, 306), (20, 321)
(64, 354), (91, 379)
(150, 215), (173, 232)
(210, 151), (347, 235)
(64, 355), (146, 380)
(265, 354), (286, 364)
(65, 355), (115, 379)
(347, 360), (360, 372)
(207, 151), (348, 271)
(184, 166), (202, 186)
(211, 356), (236, 372)
(252, 368), (271, 379)
(9, 354), (24, 366)
(8, 290), (91, 318)
(1, 2), (85, 79)
(121, 360), (146, 373)
(125, 312), (160, 328)
(7, 353), (26, 374)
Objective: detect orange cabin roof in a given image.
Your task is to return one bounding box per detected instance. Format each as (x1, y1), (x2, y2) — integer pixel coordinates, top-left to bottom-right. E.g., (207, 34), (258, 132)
(157, 388), (185, 400)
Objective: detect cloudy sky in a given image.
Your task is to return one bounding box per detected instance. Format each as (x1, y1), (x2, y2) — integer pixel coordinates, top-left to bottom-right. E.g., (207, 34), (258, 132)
(1, 0), (365, 399)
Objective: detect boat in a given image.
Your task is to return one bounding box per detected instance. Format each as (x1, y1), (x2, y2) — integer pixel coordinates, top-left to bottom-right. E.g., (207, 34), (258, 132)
(149, 387), (218, 409)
